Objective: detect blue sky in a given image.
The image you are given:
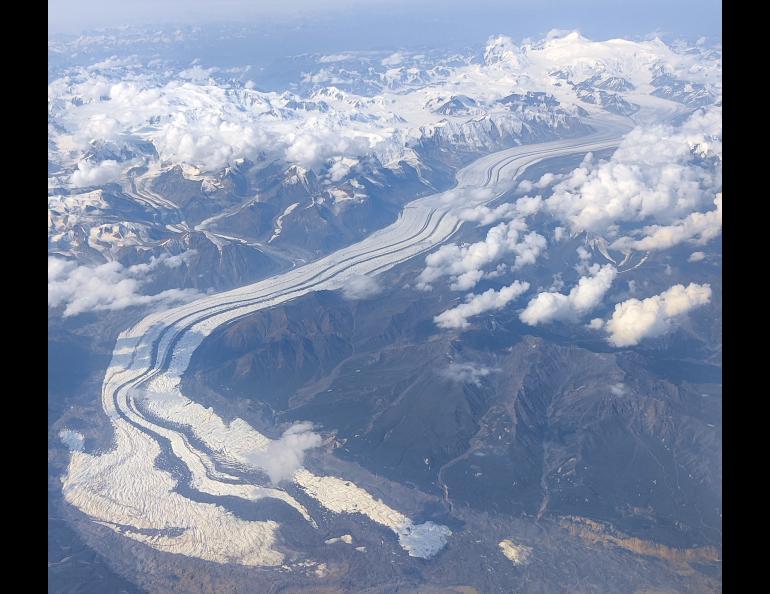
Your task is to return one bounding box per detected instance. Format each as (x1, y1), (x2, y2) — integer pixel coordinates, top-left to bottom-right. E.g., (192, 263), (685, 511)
(49, 0), (721, 43)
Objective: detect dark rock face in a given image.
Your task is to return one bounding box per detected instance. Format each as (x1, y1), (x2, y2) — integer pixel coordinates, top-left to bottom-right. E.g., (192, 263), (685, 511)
(584, 74), (636, 92)
(441, 340), (721, 549)
(574, 86), (640, 116)
(498, 91), (561, 109)
(193, 292), (356, 409)
(651, 72), (718, 108)
(188, 266), (721, 555)
(434, 95), (479, 116)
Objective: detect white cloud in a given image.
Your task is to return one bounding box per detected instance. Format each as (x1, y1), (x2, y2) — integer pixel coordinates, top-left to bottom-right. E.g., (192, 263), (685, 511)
(48, 32), (720, 188)
(514, 195), (544, 217)
(457, 202), (515, 225)
(456, 195), (544, 227)
(549, 273), (565, 292)
(457, 196), (543, 227)
(283, 125), (373, 169)
(58, 429), (85, 451)
(418, 219), (546, 291)
(381, 52), (405, 66)
(300, 67), (355, 85)
(520, 264), (617, 325)
(440, 188), (496, 210)
(341, 275), (382, 300)
(162, 249), (198, 268)
(318, 53), (354, 63)
(587, 317), (605, 329)
(545, 108), (722, 238)
(434, 280), (530, 329)
(81, 114), (120, 140)
(440, 362), (496, 386)
(604, 282), (712, 347)
(688, 251), (706, 262)
(516, 172), (563, 194)
(327, 156), (359, 182)
(70, 159), (123, 187)
(575, 245), (593, 274)
(484, 263), (508, 280)
(610, 194), (721, 252)
(246, 422), (322, 484)
(48, 256), (199, 317)
(450, 270), (484, 291)
(177, 65), (218, 81)
(52, 76), (392, 173)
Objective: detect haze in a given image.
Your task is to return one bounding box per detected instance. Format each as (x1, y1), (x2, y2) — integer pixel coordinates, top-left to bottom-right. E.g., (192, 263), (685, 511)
(49, 0), (721, 46)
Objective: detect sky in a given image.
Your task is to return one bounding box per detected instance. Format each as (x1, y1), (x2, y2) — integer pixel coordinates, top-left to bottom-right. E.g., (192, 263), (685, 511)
(48, 0), (722, 45)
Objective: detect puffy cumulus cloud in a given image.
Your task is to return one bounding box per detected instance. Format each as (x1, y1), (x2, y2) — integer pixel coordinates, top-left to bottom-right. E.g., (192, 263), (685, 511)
(48, 33), (720, 184)
(177, 65), (218, 81)
(549, 273), (565, 292)
(587, 317), (605, 329)
(545, 108), (722, 237)
(458, 202), (516, 225)
(51, 75), (397, 174)
(381, 52), (405, 66)
(457, 195), (543, 226)
(514, 195), (544, 217)
(48, 256), (199, 317)
(604, 282), (711, 347)
(318, 53), (355, 63)
(520, 264), (617, 326)
(341, 275), (382, 300)
(610, 194), (721, 252)
(246, 422), (322, 484)
(81, 114), (120, 140)
(162, 249), (198, 268)
(58, 429), (85, 452)
(516, 172), (564, 194)
(70, 159), (123, 187)
(418, 219), (546, 291)
(434, 280), (530, 329)
(484, 263), (508, 280)
(688, 251), (706, 262)
(283, 124), (374, 170)
(678, 106), (723, 152)
(439, 187), (496, 209)
(153, 110), (273, 173)
(326, 156), (359, 182)
(575, 245), (594, 274)
(300, 67), (356, 86)
(440, 362), (497, 386)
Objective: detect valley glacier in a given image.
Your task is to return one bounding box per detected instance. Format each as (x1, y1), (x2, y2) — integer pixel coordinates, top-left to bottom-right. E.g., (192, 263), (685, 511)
(49, 25), (722, 593)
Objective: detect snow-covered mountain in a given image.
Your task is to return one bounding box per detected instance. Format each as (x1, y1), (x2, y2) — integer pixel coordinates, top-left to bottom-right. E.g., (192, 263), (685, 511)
(47, 30), (721, 299)
(48, 25), (722, 594)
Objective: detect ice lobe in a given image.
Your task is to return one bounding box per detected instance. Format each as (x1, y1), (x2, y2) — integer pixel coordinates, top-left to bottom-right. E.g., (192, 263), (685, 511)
(294, 470), (451, 558)
(396, 521), (453, 558)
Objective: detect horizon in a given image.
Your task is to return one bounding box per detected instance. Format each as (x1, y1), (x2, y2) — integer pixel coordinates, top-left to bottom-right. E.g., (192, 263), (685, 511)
(48, 0), (722, 46)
